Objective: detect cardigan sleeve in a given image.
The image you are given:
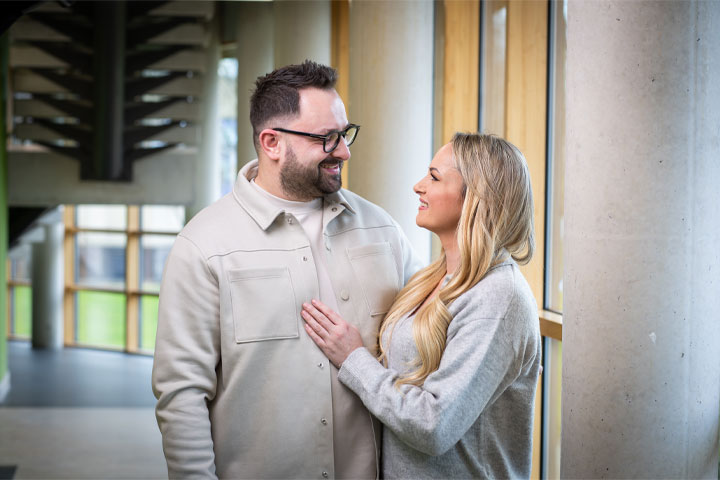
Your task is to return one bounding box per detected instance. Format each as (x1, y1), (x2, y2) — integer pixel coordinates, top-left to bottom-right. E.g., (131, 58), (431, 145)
(338, 276), (534, 457)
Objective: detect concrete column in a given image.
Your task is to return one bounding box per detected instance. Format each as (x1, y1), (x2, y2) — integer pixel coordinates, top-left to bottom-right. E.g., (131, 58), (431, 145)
(273, 0), (331, 68)
(348, 1), (434, 262)
(562, 1), (720, 478)
(236, 2), (274, 170)
(188, 13), (222, 221)
(31, 221), (64, 350)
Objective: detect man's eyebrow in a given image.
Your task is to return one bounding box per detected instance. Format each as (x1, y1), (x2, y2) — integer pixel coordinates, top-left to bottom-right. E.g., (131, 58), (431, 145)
(318, 124), (350, 135)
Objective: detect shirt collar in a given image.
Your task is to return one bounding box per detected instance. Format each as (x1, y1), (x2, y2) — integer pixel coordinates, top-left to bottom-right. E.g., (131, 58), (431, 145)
(233, 159), (356, 230)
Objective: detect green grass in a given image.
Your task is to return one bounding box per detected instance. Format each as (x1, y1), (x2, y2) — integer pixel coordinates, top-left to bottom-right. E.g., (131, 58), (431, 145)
(140, 295), (159, 351)
(76, 291), (126, 349)
(12, 286), (32, 337)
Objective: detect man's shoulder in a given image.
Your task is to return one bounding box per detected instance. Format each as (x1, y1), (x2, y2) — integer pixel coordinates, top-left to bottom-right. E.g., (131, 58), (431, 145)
(178, 192), (253, 252)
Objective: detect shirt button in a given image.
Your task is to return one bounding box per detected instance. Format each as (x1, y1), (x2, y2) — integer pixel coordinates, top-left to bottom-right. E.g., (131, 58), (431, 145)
(325, 242), (331, 251)
(322, 472), (329, 478)
(287, 217), (293, 224)
(317, 362), (324, 368)
(340, 290), (349, 301)
(331, 207), (337, 212)
(303, 256), (308, 262)
(321, 418), (328, 425)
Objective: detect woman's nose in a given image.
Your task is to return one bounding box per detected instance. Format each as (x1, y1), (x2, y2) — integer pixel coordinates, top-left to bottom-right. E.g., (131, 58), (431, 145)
(414, 178), (425, 195)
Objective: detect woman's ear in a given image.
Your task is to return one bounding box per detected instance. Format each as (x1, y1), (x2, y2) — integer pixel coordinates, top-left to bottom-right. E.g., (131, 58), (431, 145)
(258, 129), (281, 161)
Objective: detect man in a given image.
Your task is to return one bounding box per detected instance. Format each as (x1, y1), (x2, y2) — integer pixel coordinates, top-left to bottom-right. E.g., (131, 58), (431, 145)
(152, 61), (421, 479)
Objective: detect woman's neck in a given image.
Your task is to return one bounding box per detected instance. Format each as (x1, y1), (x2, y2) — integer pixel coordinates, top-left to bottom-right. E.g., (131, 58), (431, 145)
(439, 232), (460, 276)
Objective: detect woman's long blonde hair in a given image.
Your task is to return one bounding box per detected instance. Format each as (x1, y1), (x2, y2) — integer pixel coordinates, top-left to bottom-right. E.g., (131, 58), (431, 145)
(378, 133), (535, 387)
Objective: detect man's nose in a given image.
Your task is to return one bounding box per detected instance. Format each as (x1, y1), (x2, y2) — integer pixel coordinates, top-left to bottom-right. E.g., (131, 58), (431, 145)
(332, 138), (351, 160)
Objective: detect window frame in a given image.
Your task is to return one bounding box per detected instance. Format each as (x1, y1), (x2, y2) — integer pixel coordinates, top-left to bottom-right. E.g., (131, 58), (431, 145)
(63, 204), (180, 354)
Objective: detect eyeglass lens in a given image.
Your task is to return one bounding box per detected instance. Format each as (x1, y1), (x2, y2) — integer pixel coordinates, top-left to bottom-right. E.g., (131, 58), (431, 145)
(324, 125), (359, 153)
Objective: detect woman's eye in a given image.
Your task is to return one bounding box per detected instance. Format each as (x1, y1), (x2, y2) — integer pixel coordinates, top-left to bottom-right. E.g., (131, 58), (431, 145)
(430, 174), (438, 181)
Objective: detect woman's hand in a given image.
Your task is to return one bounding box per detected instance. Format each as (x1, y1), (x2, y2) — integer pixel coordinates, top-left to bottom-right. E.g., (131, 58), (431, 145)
(302, 299), (364, 368)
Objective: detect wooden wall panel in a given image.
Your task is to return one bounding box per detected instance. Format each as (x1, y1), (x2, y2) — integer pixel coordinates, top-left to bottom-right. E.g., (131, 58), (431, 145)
(331, 0), (350, 188)
(505, 3), (549, 478)
(505, 0), (548, 309)
(441, 0), (480, 144)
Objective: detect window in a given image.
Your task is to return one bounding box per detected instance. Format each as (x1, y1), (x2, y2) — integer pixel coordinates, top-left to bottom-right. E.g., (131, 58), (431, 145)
(480, 0), (507, 137)
(65, 204), (184, 353)
(545, 0), (567, 315)
(7, 245), (32, 339)
(218, 57), (238, 196)
(542, 2), (567, 479)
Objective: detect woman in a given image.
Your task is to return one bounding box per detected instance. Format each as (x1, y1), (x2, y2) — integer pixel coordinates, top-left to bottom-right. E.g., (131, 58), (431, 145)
(302, 132), (541, 479)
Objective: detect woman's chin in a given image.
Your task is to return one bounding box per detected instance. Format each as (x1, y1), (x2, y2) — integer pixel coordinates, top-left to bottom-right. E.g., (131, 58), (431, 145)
(415, 217), (434, 234)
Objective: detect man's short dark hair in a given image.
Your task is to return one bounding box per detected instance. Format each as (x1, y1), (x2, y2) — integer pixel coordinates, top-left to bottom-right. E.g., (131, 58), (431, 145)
(250, 60), (338, 150)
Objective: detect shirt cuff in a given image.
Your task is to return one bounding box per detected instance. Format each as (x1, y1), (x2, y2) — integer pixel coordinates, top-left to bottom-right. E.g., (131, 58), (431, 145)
(338, 347), (381, 393)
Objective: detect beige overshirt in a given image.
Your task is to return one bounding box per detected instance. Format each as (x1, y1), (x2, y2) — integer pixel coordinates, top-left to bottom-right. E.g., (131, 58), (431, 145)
(152, 160), (422, 479)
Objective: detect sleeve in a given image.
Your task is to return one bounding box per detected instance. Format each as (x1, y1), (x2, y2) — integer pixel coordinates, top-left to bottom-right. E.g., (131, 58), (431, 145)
(393, 218), (424, 285)
(151, 234), (221, 479)
(337, 292), (527, 457)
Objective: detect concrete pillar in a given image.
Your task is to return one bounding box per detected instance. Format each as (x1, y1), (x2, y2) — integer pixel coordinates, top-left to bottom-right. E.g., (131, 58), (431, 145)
(31, 221), (64, 350)
(348, 1), (434, 262)
(273, 0), (331, 68)
(236, 2), (274, 170)
(187, 13), (222, 221)
(562, 1), (720, 478)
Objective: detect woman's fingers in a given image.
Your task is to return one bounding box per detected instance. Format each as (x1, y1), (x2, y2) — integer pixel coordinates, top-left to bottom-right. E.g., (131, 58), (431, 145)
(301, 309), (328, 338)
(303, 323), (327, 348)
(311, 299), (342, 325)
(303, 302), (334, 331)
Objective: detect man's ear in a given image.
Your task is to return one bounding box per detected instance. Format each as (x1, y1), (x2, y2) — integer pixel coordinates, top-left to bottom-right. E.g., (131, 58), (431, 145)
(258, 129), (281, 161)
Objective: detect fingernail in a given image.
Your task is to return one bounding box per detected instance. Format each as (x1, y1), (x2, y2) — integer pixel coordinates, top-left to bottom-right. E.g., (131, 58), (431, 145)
(312, 299), (318, 305)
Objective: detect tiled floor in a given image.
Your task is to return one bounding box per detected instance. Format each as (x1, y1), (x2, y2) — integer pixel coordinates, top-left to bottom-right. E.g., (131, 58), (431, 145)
(0, 341), (166, 479)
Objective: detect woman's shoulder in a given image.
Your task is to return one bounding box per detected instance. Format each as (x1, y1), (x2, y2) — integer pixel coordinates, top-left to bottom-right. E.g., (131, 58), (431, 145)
(448, 260), (537, 325)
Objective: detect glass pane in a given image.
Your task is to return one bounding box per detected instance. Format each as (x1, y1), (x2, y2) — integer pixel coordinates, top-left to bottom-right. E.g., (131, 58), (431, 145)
(10, 246), (32, 281)
(75, 290), (126, 349)
(11, 286), (32, 337)
(542, 338), (563, 479)
(76, 205), (127, 230)
(140, 295), (159, 351)
(545, 0), (567, 313)
(480, 0), (507, 136)
(76, 232), (126, 290)
(140, 205), (185, 233)
(140, 234), (175, 292)
(218, 57), (238, 196)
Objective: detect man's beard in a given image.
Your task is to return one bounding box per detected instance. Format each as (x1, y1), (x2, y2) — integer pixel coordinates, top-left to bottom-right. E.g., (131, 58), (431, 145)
(279, 146), (343, 200)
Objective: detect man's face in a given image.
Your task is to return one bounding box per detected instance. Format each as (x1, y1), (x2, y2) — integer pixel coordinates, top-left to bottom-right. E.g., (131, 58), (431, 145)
(277, 88), (351, 201)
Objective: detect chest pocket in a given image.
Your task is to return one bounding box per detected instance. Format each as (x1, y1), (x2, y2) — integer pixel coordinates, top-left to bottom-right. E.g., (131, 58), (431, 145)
(348, 242), (400, 316)
(228, 267), (299, 343)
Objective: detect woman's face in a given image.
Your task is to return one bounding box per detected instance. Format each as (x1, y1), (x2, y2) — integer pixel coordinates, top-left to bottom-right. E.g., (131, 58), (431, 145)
(413, 143), (465, 238)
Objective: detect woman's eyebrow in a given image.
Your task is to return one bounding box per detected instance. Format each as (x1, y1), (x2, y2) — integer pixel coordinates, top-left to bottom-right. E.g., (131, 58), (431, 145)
(429, 167), (441, 175)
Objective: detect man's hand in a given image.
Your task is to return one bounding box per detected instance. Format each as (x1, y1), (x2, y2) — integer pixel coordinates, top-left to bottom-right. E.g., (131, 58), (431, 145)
(302, 299), (364, 368)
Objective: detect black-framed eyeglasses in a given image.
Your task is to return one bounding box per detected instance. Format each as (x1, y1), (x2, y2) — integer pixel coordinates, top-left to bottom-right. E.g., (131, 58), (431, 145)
(272, 124), (360, 153)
